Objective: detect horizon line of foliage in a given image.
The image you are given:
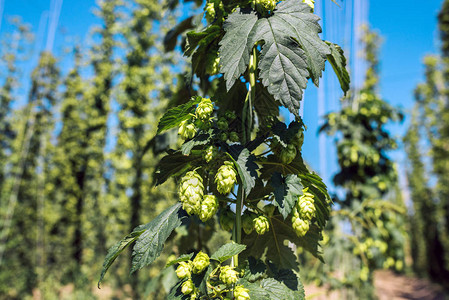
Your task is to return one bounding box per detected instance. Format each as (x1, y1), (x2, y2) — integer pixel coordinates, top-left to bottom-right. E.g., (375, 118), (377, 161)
(404, 0), (449, 289)
(0, 0), (182, 298)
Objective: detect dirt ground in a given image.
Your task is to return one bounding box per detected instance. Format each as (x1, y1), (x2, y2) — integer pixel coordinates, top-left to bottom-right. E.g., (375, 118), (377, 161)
(305, 270), (448, 300)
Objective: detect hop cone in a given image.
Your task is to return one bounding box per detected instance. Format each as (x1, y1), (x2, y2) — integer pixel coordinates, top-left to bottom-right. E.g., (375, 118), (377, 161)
(280, 144), (297, 164)
(204, 1), (215, 23)
(179, 119), (196, 140)
(199, 195), (219, 222)
(179, 171), (204, 215)
(182, 279), (195, 295)
(229, 131), (239, 143)
(234, 285), (250, 300)
(192, 251), (210, 274)
(217, 118), (228, 130)
(296, 187), (315, 221)
(206, 54), (220, 75)
(255, 0), (276, 12)
(292, 208), (310, 237)
(203, 145), (217, 163)
(196, 97), (214, 120)
(176, 261), (193, 279)
(219, 266), (239, 285)
(215, 161), (237, 195)
(254, 215), (270, 235)
(220, 208), (235, 231)
(242, 211), (255, 235)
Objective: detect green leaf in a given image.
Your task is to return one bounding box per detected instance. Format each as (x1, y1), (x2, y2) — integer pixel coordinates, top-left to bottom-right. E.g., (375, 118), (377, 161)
(167, 280), (188, 300)
(165, 253), (194, 268)
(242, 257), (267, 282)
(154, 150), (202, 186)
(326, 41), (350, 94)
(180, 130), (213, 155)
(98, 227), (146, 287)
(271, 173), (303, 219)
(185, 25), (221, 57)
(211, 242), (246, 263)
(260, 278), (304, 300)
(157, 96), (201, 134)
(219, 9), (259, 90)
(235, 148), (258, 196)
(130, 203), (185, 273)
(241, 280), (270, 299)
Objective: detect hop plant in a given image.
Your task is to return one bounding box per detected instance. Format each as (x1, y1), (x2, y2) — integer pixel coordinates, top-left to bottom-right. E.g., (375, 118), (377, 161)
(179, 119), (196, 140)
(204, 1), (215, 23)
(206, 53), (220, 75)
(242, 211), (255, 234)
(215, 161), (237, 194)
(217, 117), (228, 130)
(176, 261), (193, 279)
(220, 208), (235, 231)
(296, 187), (316, 220)
(192, 251), (210, 274)
(280, 143), (297, 164)
(196, 97), (214, 120)
(234, 285), (250, 300)
(182, 278), (195, 295)
(292, 208), (310, 237)
(203, 145), (218, 163)
(229, 131), (239, 142)
(199, 195), (219, 222)
(254, 0), (276, 12)
(254, 215), (270, 235)
(219, 266), (239, 285)
(179, 170), (204, 215)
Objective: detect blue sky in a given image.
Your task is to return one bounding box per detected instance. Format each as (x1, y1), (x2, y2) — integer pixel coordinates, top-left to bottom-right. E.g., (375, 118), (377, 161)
(0, 0), (445, 188)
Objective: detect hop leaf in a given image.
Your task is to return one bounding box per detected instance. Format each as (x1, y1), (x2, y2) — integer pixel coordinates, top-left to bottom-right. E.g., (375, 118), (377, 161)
(199, 195), (219, 222)
(179, 171), (204, 215)
(176, 261), (193, 279)
(254, 215), (270, 235)
(215, 161), (237, 194)
(220, 265), (239, 285)
(192, 251), (210, 274)
(181, 278), (195, 295)
(234, 285), (251, 300)
(179, 119), (197, 140)
(196, 97), (214, 120)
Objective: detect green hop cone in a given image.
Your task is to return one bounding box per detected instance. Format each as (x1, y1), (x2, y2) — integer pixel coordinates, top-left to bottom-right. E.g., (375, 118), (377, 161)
(219, 266), (239, 285)
(192, 251), (210, 274)
(203, 145), (218, 163)
(234, 285), (250, 300)
(196, 97), (214, 120)
(205, 1), (215, 23)
(263, 204), (276, 217)
(229, 131), (239, 143)
(199, 195), (219, 222)
(280, 144), (297, 164)
(220, 208), (235, 231)
(296, 187), (316, 220)
(254, 215), (270, 235)
(224, 111), (236, 120)
(178, 119), (196, 140)
(181, 278), (195, 295)
(206, 53), (220, 75)
(215, 161), (237, 195)
(254, 0), (276, 12)
(176, 261), (193, 279)
(292, 208), (310, 237)
(217, 117), (228, 131)
(179, 170), (204, 215)
(220, 132), (228, 141)
(242, 211), (255, 234)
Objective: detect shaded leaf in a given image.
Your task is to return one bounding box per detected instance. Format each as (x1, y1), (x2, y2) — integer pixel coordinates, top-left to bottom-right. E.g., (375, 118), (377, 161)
(211, 243), (246, 263)
(154, 150), (202, 186)
(165, 253), (194, 268)
(157, 96), (201, 134)
(271, 173), (303, 219)
(260, 278), (304, 300)
(326, 41), (350, 94)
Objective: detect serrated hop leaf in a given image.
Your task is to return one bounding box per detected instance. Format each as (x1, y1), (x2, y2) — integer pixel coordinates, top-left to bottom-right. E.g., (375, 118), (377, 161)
(254, 0), (276, 12)
(220, 208), (235, 231)
(192, 251), (210, 274)
(234, 285), (250, 300)
(254, 215), (270, 235)
(303, 0), (315, 10)
(229, 132), (239, 143)
(242, 211), (255, 234)
(178, 119), (196, 140)
(176, 261), (193, 279)
(217, 117), (228, 131)
(292, 209), (310, 237)
(179, 170), (204, 215)
(196, 97), (214, 120)
(296, 187), (316, 220)
(199, 195), (219, 222)
(215, 161), (237, 195)
(219, 266), (239, 285)
(280, 144), (297, 164)
(181, 278), (195, 295)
